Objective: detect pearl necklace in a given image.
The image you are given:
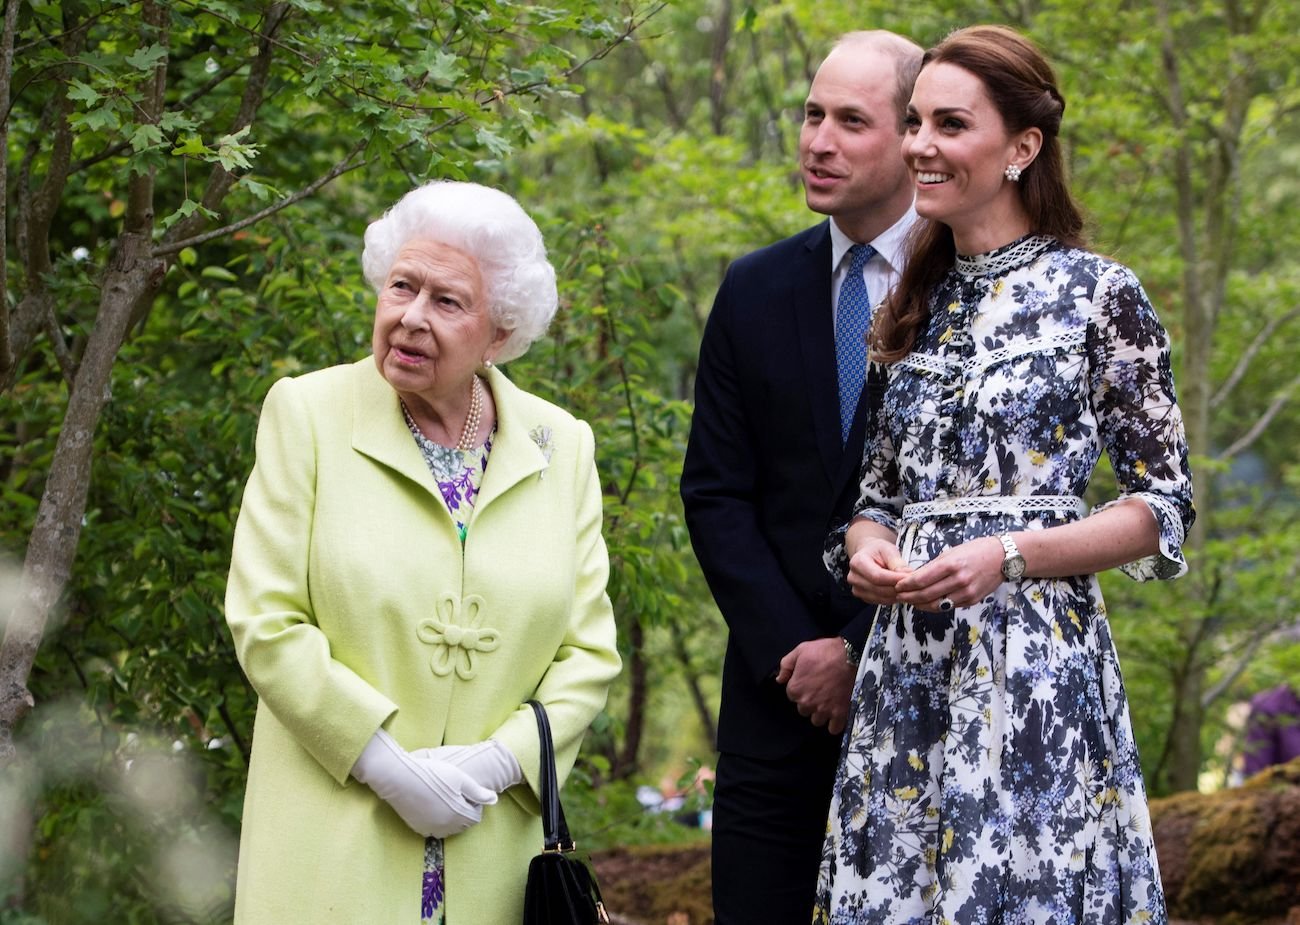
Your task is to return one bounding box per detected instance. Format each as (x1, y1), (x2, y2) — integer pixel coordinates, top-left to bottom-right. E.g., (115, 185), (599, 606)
(456, 375), (484, 451)
(400, 374), (484, 452)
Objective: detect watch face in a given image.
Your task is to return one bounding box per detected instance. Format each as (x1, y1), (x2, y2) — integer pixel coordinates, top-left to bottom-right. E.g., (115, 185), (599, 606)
(1002, 555), (1026, 580)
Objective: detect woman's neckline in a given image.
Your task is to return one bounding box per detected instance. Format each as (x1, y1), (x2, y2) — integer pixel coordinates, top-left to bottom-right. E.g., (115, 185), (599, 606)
(955, 234), (1056, 278)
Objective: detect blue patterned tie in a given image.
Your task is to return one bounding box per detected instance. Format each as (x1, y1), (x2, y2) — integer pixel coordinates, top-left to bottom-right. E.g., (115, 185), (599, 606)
(835, 243), (876, 443)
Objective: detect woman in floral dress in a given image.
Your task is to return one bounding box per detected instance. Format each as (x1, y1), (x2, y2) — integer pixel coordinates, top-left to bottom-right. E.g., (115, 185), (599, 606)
(814, 26), (1193, 925)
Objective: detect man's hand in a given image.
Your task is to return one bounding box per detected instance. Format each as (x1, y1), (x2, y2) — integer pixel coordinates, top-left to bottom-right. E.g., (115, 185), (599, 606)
(774, 637), (856, 734)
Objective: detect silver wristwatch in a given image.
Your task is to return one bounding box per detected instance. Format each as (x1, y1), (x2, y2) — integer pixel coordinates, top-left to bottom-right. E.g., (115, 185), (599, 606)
(998, 533), (1026, 581)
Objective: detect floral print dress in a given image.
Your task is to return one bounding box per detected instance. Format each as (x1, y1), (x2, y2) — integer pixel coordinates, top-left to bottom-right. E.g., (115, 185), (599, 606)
(403, 404), (494, 925)
(815, 235), (1193, 925)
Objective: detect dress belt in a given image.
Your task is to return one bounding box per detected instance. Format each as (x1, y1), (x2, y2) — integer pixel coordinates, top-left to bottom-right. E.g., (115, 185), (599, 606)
(901, 494), (1087, 523)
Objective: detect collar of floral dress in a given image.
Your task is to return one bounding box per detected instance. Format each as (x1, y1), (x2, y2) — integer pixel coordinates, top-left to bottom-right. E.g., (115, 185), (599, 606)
(955, 234), (1055, 278)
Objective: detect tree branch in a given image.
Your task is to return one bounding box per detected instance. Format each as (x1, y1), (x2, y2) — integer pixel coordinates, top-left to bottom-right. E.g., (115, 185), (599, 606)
(160, 2), (292, 251)
(1, 5), (84, 392)
(69, 62), (244, 175)
(1211, 306), (1300, 408)
(1216, 371), (1300, 461)
(42, 301), (76, 387)
(152, 138), (370, 257)
(157, 5), (661, 259)
(0, 0), (21, 376)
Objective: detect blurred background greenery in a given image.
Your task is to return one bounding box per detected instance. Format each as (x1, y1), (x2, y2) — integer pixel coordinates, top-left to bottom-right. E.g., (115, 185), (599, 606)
(1, 0), (1297, 921)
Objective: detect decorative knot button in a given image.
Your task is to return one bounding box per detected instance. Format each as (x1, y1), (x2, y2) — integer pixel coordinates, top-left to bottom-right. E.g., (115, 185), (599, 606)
(416, 594), (500, 680)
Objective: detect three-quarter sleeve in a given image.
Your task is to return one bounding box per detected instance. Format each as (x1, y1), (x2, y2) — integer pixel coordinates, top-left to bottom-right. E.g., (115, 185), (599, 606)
(824, 363), (904, 583)
(1087, 264), (1195, 580)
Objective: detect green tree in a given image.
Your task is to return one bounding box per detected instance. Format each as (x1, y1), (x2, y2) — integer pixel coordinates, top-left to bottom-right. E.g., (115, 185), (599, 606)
(0, 1), (659, 917)
(0, 0), (653, 761)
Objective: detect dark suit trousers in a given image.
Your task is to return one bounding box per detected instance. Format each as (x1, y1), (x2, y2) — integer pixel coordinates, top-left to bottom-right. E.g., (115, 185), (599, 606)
(711, 731), (842, 924)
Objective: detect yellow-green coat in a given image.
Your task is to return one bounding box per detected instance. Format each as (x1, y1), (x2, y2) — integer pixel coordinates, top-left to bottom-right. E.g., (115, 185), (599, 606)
(225, 359), (621, 924)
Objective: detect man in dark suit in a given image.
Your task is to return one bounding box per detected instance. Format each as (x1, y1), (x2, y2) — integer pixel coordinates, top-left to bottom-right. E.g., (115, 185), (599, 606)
(680, 31), (923, 923)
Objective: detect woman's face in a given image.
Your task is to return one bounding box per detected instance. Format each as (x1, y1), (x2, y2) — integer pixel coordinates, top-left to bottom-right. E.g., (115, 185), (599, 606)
(372, 239), (509, 406)
(902, 62), (1034, 253)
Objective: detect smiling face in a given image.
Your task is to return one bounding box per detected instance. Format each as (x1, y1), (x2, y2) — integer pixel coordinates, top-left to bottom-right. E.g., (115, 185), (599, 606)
(799, 46), (914, 242)
(372, 239), (509, 408)
(903, 62), (1041, 254)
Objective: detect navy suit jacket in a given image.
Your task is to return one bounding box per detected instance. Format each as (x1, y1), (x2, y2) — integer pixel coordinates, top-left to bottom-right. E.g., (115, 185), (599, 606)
(681, 221), (880, 759)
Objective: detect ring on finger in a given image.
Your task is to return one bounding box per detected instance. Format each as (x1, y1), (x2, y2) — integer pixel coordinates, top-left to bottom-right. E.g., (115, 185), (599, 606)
(938, 597), (954, 613)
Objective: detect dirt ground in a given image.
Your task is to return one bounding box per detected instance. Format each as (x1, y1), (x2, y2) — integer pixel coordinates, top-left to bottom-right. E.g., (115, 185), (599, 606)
(590, 842), (1288, 925)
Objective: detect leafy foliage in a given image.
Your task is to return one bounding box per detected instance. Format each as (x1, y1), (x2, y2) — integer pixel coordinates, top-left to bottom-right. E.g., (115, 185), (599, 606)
(2, 0), (1299, 920)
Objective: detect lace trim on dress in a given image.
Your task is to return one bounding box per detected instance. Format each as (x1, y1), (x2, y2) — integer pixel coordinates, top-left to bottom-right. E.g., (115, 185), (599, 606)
(956, 234), (1055, 278)
(896, 352), (959, 378)
(902, 494), (1087, 522)
(968, 330), (1086, 375)
(898, 330), (1086, 380)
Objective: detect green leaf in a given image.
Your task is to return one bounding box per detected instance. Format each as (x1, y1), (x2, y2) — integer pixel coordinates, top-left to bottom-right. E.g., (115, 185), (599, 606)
(475, 126), (512, 158)
(238, 177), (274, 201)
(200, 266), (239, 282)
(124, 44), (168, 71)
(68, 80), (100, 105)
(129, 123), (164, 152)
(79, 106), (120, 133)
(422, 50), (464, 84)
(171, 135), (208, 157)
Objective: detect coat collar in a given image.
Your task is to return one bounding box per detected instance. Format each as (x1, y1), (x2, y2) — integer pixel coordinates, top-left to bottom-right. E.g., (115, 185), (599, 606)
(349, 359), (550, 509)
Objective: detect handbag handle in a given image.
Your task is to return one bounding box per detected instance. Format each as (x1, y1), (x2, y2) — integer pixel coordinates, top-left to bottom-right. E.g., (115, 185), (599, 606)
(527, 700), (576, 853)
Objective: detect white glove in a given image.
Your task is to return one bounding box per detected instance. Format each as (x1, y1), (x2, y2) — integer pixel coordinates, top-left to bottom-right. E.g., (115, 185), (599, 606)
(351, 729), (497, 838)
(414, 739), (523, 794)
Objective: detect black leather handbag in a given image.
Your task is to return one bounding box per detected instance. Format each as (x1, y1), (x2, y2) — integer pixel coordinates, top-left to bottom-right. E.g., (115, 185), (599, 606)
(522, 700), (610, 925)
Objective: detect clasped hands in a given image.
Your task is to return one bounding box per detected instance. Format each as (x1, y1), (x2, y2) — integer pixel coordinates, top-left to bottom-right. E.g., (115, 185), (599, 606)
(847, 534), (1005, 611)
(351, 729), (522, 838)
(776, 636), (856, 735)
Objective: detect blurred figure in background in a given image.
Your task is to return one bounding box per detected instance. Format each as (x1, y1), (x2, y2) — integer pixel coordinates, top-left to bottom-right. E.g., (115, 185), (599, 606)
(1241, 682), (1300, 777)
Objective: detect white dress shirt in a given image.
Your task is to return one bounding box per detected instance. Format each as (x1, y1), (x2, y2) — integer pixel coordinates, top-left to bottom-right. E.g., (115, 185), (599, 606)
(829, 206), (919, 337)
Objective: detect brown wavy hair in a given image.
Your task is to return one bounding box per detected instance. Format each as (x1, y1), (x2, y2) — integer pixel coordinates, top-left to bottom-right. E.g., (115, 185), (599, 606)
(873, 25), (1086, 364)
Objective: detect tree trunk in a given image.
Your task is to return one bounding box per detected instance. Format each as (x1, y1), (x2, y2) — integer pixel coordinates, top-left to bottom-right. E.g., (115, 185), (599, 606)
(0, 234), (164, 764)
(0, 0), (169, 766)
(1158, 663), (1207, 794)
(614, 618), (647, 780)
(671, 620), (717, 749)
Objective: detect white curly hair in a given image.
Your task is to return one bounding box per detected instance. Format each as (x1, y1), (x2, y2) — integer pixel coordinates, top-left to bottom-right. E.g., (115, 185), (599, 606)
(361, 181), (558, 364)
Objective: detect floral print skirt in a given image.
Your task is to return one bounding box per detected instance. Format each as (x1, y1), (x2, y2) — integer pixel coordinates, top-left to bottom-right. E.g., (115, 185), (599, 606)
(813, 564), (1167, 924)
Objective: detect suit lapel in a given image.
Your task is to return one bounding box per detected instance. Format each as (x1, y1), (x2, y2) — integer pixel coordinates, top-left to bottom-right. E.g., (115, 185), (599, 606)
(792, 222), (843, 485)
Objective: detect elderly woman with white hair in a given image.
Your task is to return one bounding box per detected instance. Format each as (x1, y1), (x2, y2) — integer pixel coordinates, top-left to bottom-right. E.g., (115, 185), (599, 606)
(224, 181), (621, 924)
